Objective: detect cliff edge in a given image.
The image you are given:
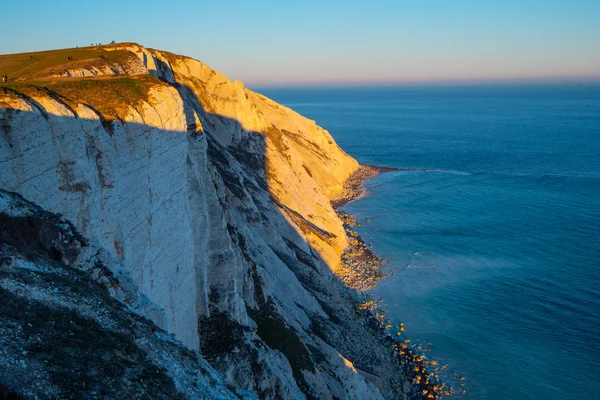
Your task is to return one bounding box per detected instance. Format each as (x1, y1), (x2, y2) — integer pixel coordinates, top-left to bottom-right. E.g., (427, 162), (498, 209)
(0, 44), (419, 399)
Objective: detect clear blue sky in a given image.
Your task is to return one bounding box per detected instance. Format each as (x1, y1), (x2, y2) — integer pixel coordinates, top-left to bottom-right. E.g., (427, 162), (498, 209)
(1, 0), (599, 85)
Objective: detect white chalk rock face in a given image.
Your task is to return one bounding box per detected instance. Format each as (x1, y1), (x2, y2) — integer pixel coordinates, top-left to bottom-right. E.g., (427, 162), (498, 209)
(0, 85), (201, 349)
(1, 44), (413, 400)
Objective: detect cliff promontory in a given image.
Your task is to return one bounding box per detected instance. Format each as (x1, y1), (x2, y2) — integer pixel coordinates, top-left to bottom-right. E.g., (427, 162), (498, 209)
(0, 44), (420, 399)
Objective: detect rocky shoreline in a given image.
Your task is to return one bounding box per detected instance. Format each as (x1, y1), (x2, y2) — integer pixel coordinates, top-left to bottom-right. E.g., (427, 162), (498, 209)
(331, 164), (396, 208)
(331, 164), (394, 293)
(332, 164), (456, 399)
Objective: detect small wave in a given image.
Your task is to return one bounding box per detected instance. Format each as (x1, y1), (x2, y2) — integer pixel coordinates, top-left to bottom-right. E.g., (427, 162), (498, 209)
(395, 167), (472, 176)
(425, 169), (471, 176)
(395, 167), (420, 171)
(471, 170), (600, 183)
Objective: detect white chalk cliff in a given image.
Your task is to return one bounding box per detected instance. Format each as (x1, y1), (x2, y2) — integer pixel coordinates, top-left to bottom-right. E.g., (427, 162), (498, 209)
(0, 44), (416, 399)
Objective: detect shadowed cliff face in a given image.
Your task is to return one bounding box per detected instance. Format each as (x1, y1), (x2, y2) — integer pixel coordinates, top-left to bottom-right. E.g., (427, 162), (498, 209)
(0, 44), (415, 399)
(0, 190), (248, 400)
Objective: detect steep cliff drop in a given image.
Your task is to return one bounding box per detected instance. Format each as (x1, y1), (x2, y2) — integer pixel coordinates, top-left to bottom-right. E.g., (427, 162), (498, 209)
(0, 44), (421, 399)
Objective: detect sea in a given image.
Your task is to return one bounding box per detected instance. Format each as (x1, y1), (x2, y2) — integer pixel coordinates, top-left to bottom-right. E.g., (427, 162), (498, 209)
(257, 84), (600, 400)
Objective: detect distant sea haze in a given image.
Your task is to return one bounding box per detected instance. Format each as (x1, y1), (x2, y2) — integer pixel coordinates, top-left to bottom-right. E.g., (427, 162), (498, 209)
(260, 84), (600, 400)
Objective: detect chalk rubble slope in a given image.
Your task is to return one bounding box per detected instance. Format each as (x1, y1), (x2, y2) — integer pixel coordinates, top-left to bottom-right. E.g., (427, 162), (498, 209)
(0, 43), (414, 399)
(0, 190), (252, 400)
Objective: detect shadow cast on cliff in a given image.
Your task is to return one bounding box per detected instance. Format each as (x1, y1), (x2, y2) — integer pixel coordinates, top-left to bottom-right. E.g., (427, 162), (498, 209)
(153, 79), (398, 396)
(0, 79), (408, 399)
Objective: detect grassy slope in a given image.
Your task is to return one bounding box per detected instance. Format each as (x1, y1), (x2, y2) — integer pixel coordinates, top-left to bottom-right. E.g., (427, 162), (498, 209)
(0, 43), (140, 81)
(0, 43), (163, 120)
(1, 75), (162, 120)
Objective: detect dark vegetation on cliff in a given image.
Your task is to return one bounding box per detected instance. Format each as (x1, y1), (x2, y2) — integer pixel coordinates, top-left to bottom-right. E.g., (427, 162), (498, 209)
(0, 191), (242, 399)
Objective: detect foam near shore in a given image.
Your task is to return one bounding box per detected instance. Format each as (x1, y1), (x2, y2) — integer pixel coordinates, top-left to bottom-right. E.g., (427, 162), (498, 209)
(332, 165), (456, 399)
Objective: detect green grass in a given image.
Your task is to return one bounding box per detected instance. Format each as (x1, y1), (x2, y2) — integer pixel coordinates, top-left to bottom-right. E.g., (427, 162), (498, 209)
(0, 43), (168, 120)
(0, 43), (139, 81)
(2, 75), (162, 120)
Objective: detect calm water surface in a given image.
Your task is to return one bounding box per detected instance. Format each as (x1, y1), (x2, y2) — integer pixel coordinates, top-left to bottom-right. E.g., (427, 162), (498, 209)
(258, 84), (600, 399)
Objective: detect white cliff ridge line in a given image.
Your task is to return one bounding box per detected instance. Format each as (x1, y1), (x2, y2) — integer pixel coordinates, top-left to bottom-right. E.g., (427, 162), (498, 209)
(0, 43), (417, 399)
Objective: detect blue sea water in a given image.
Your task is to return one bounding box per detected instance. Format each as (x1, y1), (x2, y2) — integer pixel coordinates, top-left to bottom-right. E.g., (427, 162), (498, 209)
(257, 84), (600, 399)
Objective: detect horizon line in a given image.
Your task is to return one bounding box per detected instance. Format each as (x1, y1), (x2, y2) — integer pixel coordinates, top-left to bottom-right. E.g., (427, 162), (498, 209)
(247, 75), (600, 89)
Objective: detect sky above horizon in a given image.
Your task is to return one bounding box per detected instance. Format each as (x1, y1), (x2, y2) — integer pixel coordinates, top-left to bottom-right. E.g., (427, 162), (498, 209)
(1, 0), (599, 86)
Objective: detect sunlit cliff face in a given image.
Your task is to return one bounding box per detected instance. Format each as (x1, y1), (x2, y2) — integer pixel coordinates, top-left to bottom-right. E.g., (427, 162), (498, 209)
(134, 44), (360, 270)
(2, 42), (359, 272)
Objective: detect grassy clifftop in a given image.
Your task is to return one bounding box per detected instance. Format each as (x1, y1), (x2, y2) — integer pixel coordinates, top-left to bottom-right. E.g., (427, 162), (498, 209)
(0, 43), (164, 120)
(0, 44), (140, 81)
